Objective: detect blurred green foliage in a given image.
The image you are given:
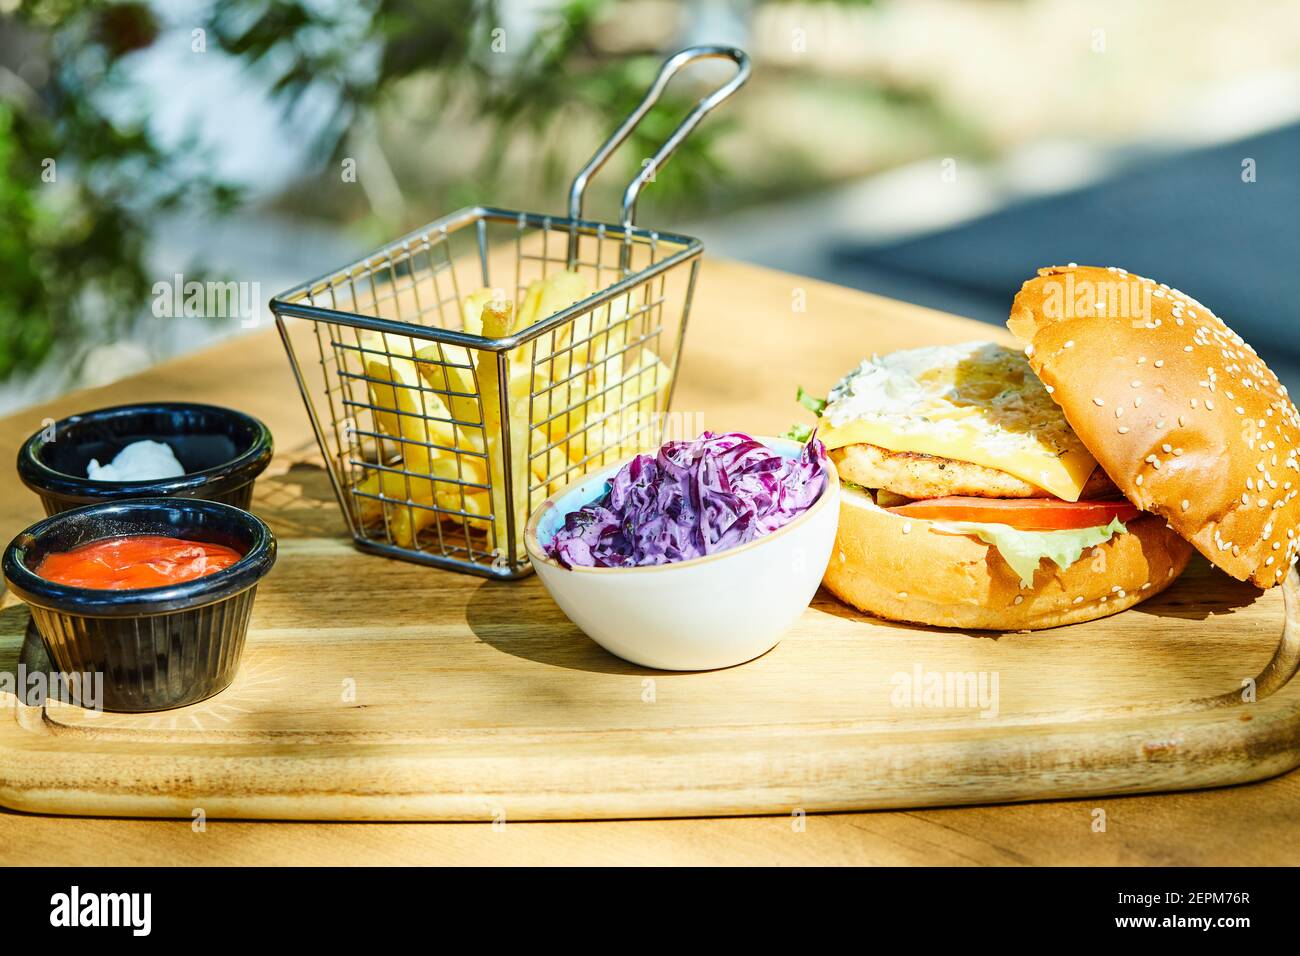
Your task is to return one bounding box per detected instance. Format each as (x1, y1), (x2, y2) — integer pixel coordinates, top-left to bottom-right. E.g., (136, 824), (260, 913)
(1, 0), (962, 385)
(209, 0), (730, 218)
(0, 1), (237, 382)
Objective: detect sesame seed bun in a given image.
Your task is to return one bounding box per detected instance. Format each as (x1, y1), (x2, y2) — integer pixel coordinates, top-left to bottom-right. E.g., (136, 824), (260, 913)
(823, 485), (1192, 629)
(1009, 265), (1300, 588)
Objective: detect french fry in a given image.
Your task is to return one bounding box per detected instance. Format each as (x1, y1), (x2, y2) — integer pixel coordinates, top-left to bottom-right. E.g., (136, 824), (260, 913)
(358, 331), (465, 455)
(517, 271), (590, 336)
(355, 456), (488, 510)
(418, 287), (509, 438)
(565, 350), (672, 467)
(354, 472), (385, 524)
(530, 426), (578, 499)
(463, 274), (593, 558)
(353, 329), (490, 547)
(354, 454), (491, 548)
(626, 350), (672, 417)
(360, 271), (657, 560)
(474, 299), (533, 559)
(412, 341), (487, 449)
(459, 286), (512, 337)
(531, 283), (628, 445)
(570, 290), (629, 368)
(386, 477), (492, 549)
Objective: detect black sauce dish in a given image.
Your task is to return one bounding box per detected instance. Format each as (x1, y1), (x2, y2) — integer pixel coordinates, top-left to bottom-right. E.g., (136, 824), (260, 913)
(18, 402), (273, 515)
(2, 498), (276, 713)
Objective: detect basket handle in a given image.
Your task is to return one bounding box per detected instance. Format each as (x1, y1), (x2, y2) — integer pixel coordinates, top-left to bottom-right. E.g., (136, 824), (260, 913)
(566, 45), (751, 230)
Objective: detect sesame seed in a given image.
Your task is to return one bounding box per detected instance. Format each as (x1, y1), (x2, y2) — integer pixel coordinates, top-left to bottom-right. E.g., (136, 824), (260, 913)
(1162, 443), (1172, 453)
(1184, 345), (1194, 352)
(1094, 397), (1106, 406)
(1115, 407), (1124, 418)
(1118, 426), (1130, 434)
(898, 591), (909, 599)
(1131, 380), (1142, 388)
(1181, 499), (1190, 511)
(1064, 341), (1075, 349)
(1073, 596), (1083, 605)
(1205, 399), (1215, 410)
(1136, 475), (1144, 486)
(902, 521), (912, 535)
(1013, 595), (1024, 606)
(1155, 360), (1165, 368)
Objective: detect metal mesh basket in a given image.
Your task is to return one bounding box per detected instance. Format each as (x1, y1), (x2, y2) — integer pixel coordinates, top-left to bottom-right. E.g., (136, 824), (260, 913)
(272, 46), (749, 579)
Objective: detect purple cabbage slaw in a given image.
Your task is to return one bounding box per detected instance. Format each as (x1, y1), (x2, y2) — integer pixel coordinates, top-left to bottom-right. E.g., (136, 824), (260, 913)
(546, 432), (829, 569)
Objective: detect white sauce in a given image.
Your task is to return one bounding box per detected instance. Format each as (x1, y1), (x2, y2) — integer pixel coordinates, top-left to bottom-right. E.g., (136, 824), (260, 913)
(87, 440), (185, 482)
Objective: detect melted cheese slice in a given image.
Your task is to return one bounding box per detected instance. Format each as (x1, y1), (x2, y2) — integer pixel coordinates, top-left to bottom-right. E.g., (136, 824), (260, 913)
(818, 342), (1098, 502)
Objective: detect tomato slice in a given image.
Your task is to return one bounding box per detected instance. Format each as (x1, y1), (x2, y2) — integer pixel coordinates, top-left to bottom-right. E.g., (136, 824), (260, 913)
(886, 495), (1139, 531)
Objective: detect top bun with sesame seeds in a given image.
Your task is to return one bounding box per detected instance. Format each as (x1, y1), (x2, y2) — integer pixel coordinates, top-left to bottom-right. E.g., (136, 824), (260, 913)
(1008, 265), (1300, 588)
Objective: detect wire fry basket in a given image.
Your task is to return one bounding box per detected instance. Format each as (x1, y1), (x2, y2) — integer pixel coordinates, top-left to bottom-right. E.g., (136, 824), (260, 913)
(272, 46), (750, 579)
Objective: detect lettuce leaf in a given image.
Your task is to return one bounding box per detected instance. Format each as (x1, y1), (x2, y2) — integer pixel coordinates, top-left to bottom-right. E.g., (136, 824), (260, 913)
(796, 386), (826, 415)
(928, 516), (1128, 588)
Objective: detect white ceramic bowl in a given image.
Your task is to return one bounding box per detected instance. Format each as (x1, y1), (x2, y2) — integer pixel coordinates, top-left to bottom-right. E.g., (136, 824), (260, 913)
(525, 437), (839, 670)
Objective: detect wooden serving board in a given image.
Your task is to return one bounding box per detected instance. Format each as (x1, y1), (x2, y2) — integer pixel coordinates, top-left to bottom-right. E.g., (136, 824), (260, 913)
(2, 490), (1298, 820)
(2, 262), (1298, 821)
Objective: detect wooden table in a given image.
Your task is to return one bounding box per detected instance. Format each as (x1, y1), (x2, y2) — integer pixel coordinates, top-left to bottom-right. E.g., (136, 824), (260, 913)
(2, 259), (1296, 865)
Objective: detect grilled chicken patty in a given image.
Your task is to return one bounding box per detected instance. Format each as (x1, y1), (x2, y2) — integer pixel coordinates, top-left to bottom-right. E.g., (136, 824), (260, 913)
(831, 442), (1120, 501)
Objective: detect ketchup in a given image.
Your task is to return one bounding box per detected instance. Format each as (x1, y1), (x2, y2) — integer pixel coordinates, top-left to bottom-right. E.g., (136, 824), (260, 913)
(36, 535), (243, 590)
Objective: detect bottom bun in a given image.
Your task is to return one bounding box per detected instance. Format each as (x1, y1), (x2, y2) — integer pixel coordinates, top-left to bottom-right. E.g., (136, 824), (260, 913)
(823, 486), (1193, 630)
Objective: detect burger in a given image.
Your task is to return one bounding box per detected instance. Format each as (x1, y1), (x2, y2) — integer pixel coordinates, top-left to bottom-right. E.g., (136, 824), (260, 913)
(794, 265), (1300, 630)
